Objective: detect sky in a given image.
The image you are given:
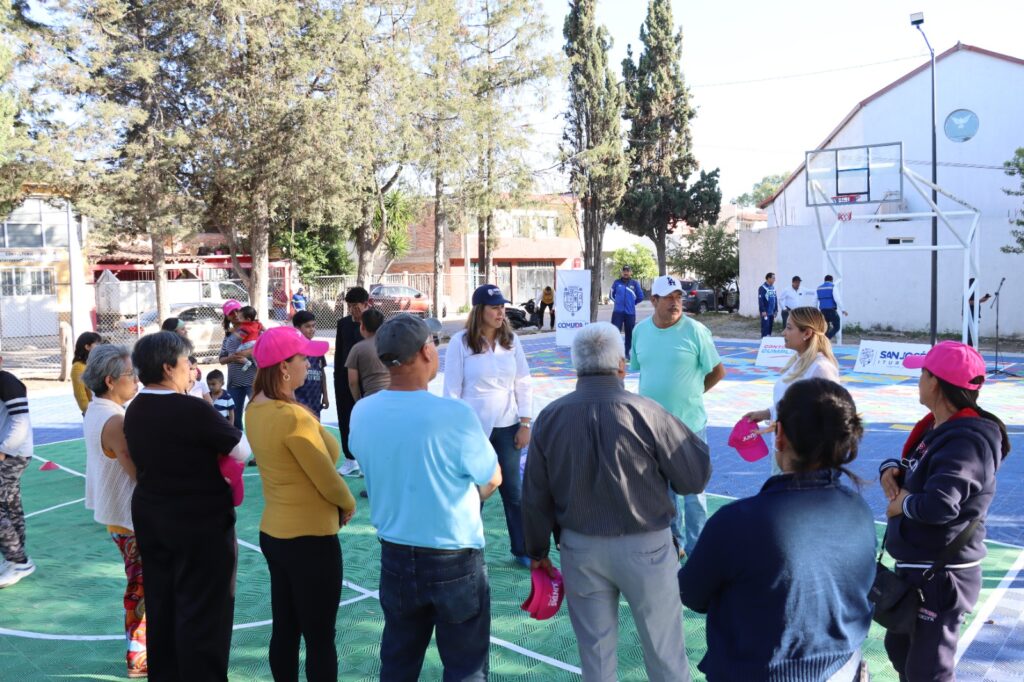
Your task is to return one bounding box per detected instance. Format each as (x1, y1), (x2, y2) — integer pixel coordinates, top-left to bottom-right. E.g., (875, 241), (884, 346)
(528, 0), (1024, 202)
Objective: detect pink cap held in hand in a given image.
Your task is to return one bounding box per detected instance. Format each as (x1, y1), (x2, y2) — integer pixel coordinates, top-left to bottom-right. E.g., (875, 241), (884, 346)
(521, 566), (564, 621)
(253, 326), (329, 368)
(902, 340), (986, 391)
(728, 417), (770, 463)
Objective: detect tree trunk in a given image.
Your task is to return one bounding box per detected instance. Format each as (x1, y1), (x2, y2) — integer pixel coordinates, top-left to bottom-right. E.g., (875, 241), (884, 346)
(477, 214), (488, 283)
(583, 198), (604, 323)
(249, 215), (270, 322)
(655, 224), (668, 275)
(152, 234), (169, 324)
(433, 176), (446, 318)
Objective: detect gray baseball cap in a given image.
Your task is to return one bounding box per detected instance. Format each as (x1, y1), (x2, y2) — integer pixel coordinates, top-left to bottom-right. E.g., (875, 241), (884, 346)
(375, 314), (443, 366)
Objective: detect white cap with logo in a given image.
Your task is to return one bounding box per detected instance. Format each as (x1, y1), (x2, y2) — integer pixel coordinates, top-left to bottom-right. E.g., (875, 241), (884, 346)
(652, 275), (683, 297)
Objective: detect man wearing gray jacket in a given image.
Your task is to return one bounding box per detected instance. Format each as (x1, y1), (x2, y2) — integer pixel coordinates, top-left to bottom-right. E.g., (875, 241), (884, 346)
(522, 323), (711, 682)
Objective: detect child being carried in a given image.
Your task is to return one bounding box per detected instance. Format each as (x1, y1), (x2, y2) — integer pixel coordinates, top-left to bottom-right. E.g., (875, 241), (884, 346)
(234, 306), (265, 371)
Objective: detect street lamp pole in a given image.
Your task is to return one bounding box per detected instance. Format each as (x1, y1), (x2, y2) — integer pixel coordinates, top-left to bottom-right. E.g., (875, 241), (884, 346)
(912, 12), (938, 346)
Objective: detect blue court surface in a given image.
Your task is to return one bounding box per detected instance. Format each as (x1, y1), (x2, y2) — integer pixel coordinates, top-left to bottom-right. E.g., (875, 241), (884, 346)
(4, 334), (1023, 679)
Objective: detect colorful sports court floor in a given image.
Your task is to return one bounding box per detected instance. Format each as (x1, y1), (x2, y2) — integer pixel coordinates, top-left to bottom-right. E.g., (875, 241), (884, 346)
(2, 335), (1023, 680)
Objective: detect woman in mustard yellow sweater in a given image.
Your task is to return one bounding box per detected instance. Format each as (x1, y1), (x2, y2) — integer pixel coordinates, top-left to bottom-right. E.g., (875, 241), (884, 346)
(71, 332), (103, 415)
(245, 326), (356, 682)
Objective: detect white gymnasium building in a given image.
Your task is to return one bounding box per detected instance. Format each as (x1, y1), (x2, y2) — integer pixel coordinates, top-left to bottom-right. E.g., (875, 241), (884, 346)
(741, 43), (1024, 337)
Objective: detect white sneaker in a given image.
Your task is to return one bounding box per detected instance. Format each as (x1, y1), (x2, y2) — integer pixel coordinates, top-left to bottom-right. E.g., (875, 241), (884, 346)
(337, 459), (362, 477)
(0, 558), (35, 588)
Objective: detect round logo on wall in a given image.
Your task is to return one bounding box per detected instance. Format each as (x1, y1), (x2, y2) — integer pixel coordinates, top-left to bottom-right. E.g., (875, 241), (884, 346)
(944, 109), (979, 143)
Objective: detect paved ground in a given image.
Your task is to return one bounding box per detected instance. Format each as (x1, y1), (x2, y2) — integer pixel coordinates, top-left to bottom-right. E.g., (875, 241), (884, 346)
(6, 330), (1023, 679)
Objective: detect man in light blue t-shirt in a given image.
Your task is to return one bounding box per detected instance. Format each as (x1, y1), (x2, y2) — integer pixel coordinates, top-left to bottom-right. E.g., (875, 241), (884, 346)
(630, 275), (726, 557)
(350, 314), (501, 681)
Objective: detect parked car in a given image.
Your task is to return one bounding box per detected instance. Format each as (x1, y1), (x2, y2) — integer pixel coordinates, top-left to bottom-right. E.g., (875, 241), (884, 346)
(108, 302), (280, 359)
(368, 284), (446, 319)
(719, 283), (739, 312)
(679, 280), (717, 314)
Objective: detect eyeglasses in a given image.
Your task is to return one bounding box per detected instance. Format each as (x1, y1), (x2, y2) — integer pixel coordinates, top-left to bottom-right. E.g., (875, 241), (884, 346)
(119, 369), (139, 378)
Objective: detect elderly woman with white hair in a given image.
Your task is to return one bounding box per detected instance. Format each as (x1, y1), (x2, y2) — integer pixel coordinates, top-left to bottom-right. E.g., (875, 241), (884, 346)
(81, 343), (147, 678)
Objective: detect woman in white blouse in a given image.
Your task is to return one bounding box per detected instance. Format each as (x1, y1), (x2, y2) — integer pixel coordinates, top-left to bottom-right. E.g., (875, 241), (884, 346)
(743, 306), (841, 475)
(444, 284), (533, 567)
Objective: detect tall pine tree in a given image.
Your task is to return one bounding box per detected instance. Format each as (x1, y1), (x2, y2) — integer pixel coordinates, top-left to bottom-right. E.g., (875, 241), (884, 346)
(562, 0), (626, 321)
(619, 0), (721, 275)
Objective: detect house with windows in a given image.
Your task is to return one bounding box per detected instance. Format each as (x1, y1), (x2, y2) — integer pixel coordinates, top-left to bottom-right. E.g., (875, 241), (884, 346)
(745, 43), (1024, 336)
(0, 193), (90, 341)
(383, 193), (584, 307)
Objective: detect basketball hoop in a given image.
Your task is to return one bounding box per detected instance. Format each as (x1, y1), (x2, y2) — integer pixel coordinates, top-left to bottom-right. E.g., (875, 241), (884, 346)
(831, 194), (860, 204)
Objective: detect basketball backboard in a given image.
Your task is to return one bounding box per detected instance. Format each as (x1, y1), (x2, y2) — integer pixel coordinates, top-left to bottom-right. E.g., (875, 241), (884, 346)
(805, 142), (903, 207)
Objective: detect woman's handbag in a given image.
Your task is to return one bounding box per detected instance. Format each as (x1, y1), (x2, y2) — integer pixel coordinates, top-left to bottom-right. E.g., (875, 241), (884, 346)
(869, 519), (980, 634)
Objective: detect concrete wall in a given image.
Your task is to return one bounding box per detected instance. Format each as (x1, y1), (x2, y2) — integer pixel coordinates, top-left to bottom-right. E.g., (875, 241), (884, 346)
(750, 47), (1024, 335)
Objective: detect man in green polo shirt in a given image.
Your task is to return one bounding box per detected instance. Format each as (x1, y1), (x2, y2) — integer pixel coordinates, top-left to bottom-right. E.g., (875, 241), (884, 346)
(630, 275), (726, 557)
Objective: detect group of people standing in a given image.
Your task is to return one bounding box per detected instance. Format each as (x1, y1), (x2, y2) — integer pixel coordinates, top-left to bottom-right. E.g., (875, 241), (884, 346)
(759, 272), (849, 339)
(0, 267), (1011, 682)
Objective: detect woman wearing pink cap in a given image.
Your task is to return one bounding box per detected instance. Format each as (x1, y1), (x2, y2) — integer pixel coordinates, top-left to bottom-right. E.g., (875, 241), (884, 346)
(880, 341), (1011, 681)
(217, 299), (255, 430)
(245, 326), (357, 681)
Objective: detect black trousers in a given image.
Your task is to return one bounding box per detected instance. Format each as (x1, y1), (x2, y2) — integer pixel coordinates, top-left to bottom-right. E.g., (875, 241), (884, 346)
(260, 532), (343, 682)
(822, 308), (841, 339)
(334, 381), (356, 459)
(884, 565), (982, 682)
(132, 493), (237, 682)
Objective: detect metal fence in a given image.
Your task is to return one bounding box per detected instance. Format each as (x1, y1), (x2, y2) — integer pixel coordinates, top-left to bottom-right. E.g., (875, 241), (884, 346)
(0, 272), (492, 376)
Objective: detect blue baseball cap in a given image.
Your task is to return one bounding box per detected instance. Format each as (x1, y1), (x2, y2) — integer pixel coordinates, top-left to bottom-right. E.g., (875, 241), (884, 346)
(472, 284), (510, 306)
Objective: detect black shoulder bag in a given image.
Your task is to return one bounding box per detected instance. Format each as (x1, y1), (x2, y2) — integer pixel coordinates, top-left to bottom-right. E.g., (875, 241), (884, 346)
(868, 518), (980, 635)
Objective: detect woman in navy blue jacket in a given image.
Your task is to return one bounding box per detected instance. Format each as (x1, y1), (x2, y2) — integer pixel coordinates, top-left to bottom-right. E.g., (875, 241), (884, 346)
(881, 341), (1010, 681)
(679, 378), (876, 681)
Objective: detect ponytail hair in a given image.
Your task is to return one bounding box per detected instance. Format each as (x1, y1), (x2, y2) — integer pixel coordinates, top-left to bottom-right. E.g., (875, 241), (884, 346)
(776, 377), (865, 484)
(781, 307), (838, 383)
(929, 370), (1011, 459)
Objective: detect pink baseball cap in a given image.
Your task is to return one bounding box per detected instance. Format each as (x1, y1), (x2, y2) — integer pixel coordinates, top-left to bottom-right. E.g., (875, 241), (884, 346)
(728, 418), (770, 462)
(222, 299), (242, 316)
(902, 340), (986, 390)
(253, 326), (329, 367)
(521, 566), (564, 620)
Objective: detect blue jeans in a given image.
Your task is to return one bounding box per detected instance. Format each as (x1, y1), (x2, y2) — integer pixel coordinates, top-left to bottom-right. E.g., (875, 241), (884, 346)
(760, 314), (775, 337)
(822, 308), (841, 340)
(378, 541), (490, 681)
(487, 425), (526, 559)
(670, 428), (708, 554)
(227, 385), (251, 431)
(610, 311), (637, 358)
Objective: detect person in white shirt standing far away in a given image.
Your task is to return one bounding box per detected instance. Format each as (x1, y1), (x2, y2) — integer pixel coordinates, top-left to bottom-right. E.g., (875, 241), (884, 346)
(445, 283), (534, 568)
(778, 276), (804, 331)
(742, 306), (841, 475)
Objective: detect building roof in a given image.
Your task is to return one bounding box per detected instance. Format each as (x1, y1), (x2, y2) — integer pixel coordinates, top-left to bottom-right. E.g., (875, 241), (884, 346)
(758, 43), (1024, 209)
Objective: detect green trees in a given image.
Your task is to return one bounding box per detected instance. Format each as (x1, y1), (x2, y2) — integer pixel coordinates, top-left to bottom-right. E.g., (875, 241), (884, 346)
(1003, 148), (1024, 254)
(463, 0), (555, 283)
(734, 174), (788, 208)
(668, 222), (739, 300)
(610, 245), (657, 282)
(563, 0), (626, 321)
(618, 0), (721, 275)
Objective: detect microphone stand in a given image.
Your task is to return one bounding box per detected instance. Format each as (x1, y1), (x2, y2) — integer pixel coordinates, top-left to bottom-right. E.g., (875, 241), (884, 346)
(989, 277), (1019, 378)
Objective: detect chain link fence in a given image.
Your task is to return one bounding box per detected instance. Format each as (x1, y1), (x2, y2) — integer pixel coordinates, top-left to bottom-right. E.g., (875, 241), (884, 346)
(0, 272), (492, 376)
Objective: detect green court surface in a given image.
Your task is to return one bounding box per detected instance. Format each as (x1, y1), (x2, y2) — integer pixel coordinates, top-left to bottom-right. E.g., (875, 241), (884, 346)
(1, 435), (1020, 680)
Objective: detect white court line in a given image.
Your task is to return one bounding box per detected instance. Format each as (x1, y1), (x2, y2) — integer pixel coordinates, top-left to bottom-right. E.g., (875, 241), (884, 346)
(25, 497), (85, 518)
(955, 545), (1024, 664)
(243, 537), (584, 675)
(31, 453), (85, 479)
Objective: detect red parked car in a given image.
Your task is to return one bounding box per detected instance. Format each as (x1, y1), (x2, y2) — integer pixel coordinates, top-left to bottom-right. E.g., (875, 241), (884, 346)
(369, 284), (445, 318)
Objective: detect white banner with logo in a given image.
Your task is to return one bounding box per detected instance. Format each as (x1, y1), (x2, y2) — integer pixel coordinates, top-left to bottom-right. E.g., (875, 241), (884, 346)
(755, 337), (795, 368)
(853, 340), (930, 376)
(555, 269), (591, 347)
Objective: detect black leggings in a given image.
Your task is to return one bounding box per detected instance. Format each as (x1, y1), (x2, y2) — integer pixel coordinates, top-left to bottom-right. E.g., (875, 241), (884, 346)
(260, 532), (343, 682)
